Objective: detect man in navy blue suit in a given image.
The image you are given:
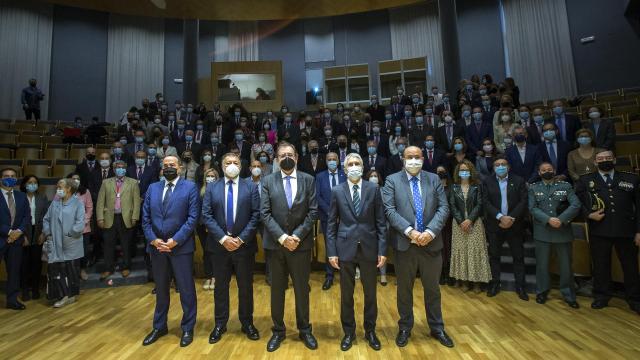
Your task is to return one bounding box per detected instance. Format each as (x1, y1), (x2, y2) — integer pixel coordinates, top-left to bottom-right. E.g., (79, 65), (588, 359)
(316, 152), (346, 290)
(465, 107), (494, 156)
(202, 152), (261, 344)
(538, 122), (571, 181)
(127, 150), (159, 199)
(505, 125), (540, 183)
(142, 156), (200, 348)
(0, 168), (30, 310)
(551, 100), (581, 145)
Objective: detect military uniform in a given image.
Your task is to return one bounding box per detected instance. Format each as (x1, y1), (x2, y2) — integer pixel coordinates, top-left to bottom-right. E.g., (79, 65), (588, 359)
(528, 180), (581, 302)
(576, 170), (640, 310)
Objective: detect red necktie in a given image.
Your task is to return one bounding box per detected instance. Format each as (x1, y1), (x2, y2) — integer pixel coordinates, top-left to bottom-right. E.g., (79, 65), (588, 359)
(137, 167), (143, 179)
(428, 151), (433, 164)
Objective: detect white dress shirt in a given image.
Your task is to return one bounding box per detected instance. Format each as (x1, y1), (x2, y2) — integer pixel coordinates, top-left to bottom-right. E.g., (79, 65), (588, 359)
(517, 144), (527, 163)
(29, 194), (35, 226)
(162, 176), (180, 201)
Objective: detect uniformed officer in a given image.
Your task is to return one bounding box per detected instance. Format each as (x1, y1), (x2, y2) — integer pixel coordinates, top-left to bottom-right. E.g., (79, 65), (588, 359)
(528, 162), (581, 308)
(575, 149), (640, 314)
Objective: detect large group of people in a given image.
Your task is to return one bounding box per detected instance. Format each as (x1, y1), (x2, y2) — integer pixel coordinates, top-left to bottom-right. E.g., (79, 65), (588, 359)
(1, 74), (639, 353)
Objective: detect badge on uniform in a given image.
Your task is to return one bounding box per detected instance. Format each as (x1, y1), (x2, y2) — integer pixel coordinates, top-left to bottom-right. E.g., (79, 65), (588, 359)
(589, 191), (605, 211)
(618, 181), (634, 191)
(553, 190), (567, 196)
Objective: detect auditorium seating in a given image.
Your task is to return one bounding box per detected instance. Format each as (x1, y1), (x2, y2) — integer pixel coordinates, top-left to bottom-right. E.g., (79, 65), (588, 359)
(24, 159), (51, 178)
(53, 159), (77, 178)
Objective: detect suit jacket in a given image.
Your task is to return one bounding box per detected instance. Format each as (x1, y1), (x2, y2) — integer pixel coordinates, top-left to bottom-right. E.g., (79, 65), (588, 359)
(76, 160), (100, 189)
(142, 178), (200, 254)
(526, 123), (545, 145)
(435, 123), (465, 152)
(408, 125), (433, 147)
(125, 143), (148, 158)
(465, 121), (494, 154)
(505, 144), (540, 183)
(554, 113), (581, 144)
(537, 140), (571, 178)
(176, 141), (203, 160)
(229, 140), (252, 162)
(89, 167), (115, 200)
(298, 153), (327, 175)
(0, 189), (30, 248)
(326, 180), (387, 262)
(316, 169), (347, 221)
(26, 193), (50, 244)
(202, 178), (260, 255)
(96, 177), (141, 228)
(192, 129), (210, 145)
(588, 119), (616, 151)
(127, 164), (158, 198)
(422, 148), (448, 174)
(381, 170), (449, 252)
(386, 154), (404, 176)
(260, 170), (318, 251)
(367, 134), (390, 157)
(482, 174), (528, 233)
(170, 129), (187, 145)
(363, 154), (387, 181)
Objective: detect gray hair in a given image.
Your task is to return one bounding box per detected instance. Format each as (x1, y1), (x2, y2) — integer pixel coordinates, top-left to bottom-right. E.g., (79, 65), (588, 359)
(59, 178), (79, 194)
(512, 124), (525, 132)
(344, 152), (363, 166)
(113, 160), (127, 168)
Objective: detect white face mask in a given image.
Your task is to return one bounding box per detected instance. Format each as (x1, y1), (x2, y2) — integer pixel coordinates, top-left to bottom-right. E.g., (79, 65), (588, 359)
(56, 189), (66, 198)
(501, 115), (511, 122)
(224, 164), (240, 179)
(251, 167), (262, 177)
(404, 158), (423, 175)
(205, 176), (216, 183)
(368, 176), (379, 184)
(99, 159), (110, 168)
(346, 165), (363, 181)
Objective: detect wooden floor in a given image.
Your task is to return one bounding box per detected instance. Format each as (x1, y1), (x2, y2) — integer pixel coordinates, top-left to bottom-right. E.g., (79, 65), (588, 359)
(1, 273), (640, 360)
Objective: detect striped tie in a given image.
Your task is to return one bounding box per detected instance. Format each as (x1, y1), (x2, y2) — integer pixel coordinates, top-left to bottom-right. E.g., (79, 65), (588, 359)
(352, 184), (360, 216)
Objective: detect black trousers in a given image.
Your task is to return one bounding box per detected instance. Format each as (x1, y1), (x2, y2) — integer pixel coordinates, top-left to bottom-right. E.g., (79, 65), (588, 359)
(1, 242), (22, 305)
(24, 107), (40, 121)
(320, 220), (335, 279)
(196, 224), (214, 278)
(212, 250), (254, 328)
(269, 248), (312, 336)
(103, 215), (134, 272)
(46, 260), (80, 300)
(340, 244), (378, 335)
(487, 227), (525, 288)
(590, 235), (640, 305)
(395, 245), (444, 333)
(21, 243), (42, 294)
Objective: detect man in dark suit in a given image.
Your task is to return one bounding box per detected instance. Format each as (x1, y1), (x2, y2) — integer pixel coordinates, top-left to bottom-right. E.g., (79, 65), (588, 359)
(551, 100), (581, 145)
(575, 150), (640, 314)
(381, 146), (453, 349)
(538, 122), (571, 181)
(585, 108), (616, 151)
(89, 153), (115, 200)
(316, 153), (346, 290)
(366, 95), (385, 123)
(278, 113), (301, 146)
(207, 135), (227, 169)
(298, 140), (327, 176)
(128, 150), (158, 198)
(364, 140), (387, 181)
(482, 156), (529, 301)
(146, 145), (161, 170)
(170, 120), (187, 145)
(385, 137), (407, 176)
(422, 135), (448, 174)
(327, 153), (387, 351)
(506, 125), (540, 183)
(75, 146), (99, 189)
(435, 112), (465, 153)
(261, 142), (318, 352)
(176, 129), (203, 161)
(368, 122), (390, 158)
(202, 153), (261, 344)
(526, 108), (547, 145)
(126, 130), (148, 160)
(193, 120), (210, 146)
(142, 156), (200, 348)
(409, 111), (432, 147)
(230, 129), (252, 163)
(0, 168), (31, 310)
(111, 141), (131, 166)
(465, 107), (494, 156)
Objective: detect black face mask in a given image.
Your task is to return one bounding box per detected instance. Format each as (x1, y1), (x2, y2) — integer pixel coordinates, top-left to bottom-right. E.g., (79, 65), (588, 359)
(163, 167), (178, 181)
(86, 154), (95, 161)
(280, 157), (296, 171)
(597, 161), (614, 172)
(437, 172), (448, 179)
(540, 172), (554, 180)
(338, 142), (347, 148)
(183, 157), (192, 163)
(514, 134), (526, 143)
(310, 148), (318, 154)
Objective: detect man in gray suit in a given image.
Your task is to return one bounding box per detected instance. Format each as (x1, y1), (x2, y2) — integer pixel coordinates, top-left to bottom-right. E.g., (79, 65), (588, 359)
(327, 153), (387, 352)
(382, 145), (454, 348)
(261, 141), (318, 352)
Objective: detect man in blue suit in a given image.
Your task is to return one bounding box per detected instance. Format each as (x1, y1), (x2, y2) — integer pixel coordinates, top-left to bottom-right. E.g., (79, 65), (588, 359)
(506, 125), (540, 183)
(465, 107), (494, 156)
(0, 168), (31, 310)
(142, 156), (200, 348)
(127, 150), (159, 199)
(202, 153), (261, 344)
(316, 152), (346, 290)
(538, 122), (571, 181)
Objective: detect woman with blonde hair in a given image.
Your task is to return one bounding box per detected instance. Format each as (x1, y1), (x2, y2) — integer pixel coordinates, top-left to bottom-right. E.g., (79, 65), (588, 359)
(197, 168), (219, 290)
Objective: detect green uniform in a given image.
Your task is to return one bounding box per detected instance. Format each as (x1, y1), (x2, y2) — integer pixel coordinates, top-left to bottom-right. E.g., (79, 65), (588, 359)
(528, 180), (581, 300)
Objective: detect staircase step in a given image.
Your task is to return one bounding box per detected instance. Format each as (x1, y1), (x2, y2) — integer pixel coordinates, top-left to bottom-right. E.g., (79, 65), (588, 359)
(499, 273), (537, 293)
(501, 241), (536, 257)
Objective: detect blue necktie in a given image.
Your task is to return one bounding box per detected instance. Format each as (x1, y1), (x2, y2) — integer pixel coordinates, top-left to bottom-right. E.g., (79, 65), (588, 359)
(285, 176), (293, 209)
(352, 184), (361, 216)
(331, 173), (337, 187)
(226, 180), (234, 233)
(162, 182), (173, 212)
(547, 141), (557, 168)
(411, 177), (424, 232)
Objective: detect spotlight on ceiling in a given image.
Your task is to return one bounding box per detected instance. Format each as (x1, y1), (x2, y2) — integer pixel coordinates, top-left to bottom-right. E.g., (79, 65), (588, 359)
(150, 0), (167, 10)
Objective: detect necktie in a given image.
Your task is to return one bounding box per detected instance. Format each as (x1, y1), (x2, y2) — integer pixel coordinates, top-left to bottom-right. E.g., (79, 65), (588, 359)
(226, 180), (234, 233)
(137, 167), (143, 179)
(476, 122), (481, 132)
(114, 179), (123, 212)
(428, 151), (433, 164)
(285, 176), (293, 209)
(547, 142), (557, 168)
(187, 142), (191, 150)
(352, 184), (361, 215)
(162, 182), (174, 211)
(7, 190), (15, 225)
(370, 156), (374, 167)
(605, 173), (613, 187)
(196, 131), (201, 143)
(411, 177), (424, 232)
(557, 117), (566, 141)
(89, 162), (94, 170)
(331, 173), (337, 187)
(103, 169), (108, 180)
(447, 125), (452, 140)
(375, 135), (379, 144)
(137, 144), (141, 152)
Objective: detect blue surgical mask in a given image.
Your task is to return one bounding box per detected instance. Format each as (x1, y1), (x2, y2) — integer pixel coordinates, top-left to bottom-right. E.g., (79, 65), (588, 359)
(462, 110), (471, 118)
(425, 140), (435, 149)
(479, 89), (487, 95)
(459, 170), (471, 179)
(113, 148), (123, 155)
(162, 139), (170, 145)
(543, 130), (556, 141)
(415, 116), (423, 125)
(495, 165), (508, 177)
(482, 100), (490, 106)
(534, 115), (544, 125)
(577, 136), (591, 145)
(135, 136), (144, 143)
(259, 156), (268, 164)
(404, 111), (412, 118)
(395, 126), (402, 133)
(519, 111), (530, 120)
(120, 139), (127, 146)
(148, 148), (157, 156)
(385, 114), (392, 120)
(196, 125), (204, 130)
(178, 124), (185, 130)
(367, 146), (377, 155)
(56, 189), (66, 198)
(473, 113), (483, 121)
(26, 183), (38, 193)
(211, 137), (219, 145)
(115, 168), (126, 177)
(235, 134), (244, 141)
(185, 135), (193, 142)
(135, 158), (145, 166)
(327, 160), (338, 171)
(454, 143), (463, 152)
(425, 108), (433, 115)
(553, 106), (564, 116)
(2, 178), (17, 188)
(397, 144), (406, 153)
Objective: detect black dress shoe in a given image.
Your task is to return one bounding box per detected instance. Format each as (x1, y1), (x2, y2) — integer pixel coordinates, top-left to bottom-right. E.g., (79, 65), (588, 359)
(151, 288), (157, 294)
(536, 293), (548, 304)
(486, 283), (500, 297)
(7, 301), (26, 310)
(340, 333), (355, 351)
(241, 324), (260, 340)
(21, 291), (31, 302)
(142, 328), (168, 346)
(447, 277), (456, 287)
(516, 288), (529, 301)
(32, 290), (40, 300)
(566, 300), (580, 309)
(431, 330), (454, 348)
(267, 334), (285, 352)
(322, 278), (333, 290)
(365, 331), (381, 351)
(208, 326), (226, 344)
(299, 333), (318, 350)
(395, 330), (410, 347)
(180, 331), (193, 347)
(591, 300), (608, 309)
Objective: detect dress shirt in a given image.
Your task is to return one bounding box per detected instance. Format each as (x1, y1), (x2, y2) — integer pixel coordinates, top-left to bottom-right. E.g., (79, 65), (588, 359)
(278, 169), (299, 245)
(219, 176), (241, 244)
(496, 175), (509, 219)
(162, 176), (180, 201)
(401, 171), (436, 240)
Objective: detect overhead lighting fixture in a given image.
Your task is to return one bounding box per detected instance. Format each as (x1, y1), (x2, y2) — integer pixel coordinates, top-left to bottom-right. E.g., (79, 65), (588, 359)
(150, 0), (167, 10)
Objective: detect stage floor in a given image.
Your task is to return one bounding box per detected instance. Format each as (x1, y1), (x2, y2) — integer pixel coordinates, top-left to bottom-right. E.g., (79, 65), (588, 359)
(1, 272), (639, 359)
